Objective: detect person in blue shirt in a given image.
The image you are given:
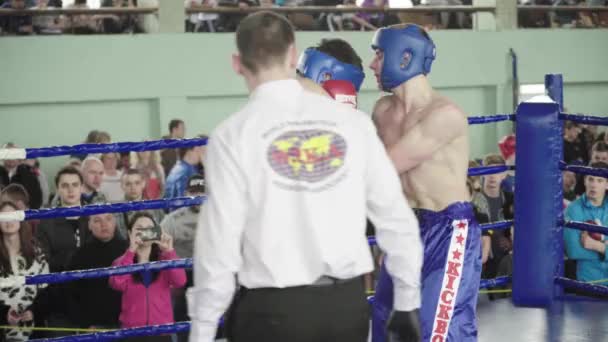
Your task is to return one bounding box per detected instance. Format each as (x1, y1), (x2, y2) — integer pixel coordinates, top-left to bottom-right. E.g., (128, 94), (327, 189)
(564, 161), (608, 285)
(164, 141), (205, 200)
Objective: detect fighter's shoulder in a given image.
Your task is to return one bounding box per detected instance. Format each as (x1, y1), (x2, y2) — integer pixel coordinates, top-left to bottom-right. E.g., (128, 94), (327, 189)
(428, 96), (468, 128)
(431, 95), (466, 118)
(372, 95), (397, 119)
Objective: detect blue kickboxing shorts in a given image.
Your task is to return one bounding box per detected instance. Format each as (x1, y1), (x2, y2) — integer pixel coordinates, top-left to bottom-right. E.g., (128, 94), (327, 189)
(372, 202), (482, 342)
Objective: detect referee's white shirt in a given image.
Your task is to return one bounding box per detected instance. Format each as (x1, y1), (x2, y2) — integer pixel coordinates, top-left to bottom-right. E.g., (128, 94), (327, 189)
(187, 79), (423, 341)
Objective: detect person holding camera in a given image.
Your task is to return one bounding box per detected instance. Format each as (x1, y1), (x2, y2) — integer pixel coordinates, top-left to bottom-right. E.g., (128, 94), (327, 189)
(109, 212), (186, 340)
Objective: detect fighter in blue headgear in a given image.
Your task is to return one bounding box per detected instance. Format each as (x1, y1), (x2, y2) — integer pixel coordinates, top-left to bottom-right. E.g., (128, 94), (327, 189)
(369, 24), (481, 342)
(371, 24), (436, 92)
(296, 39), (366, 92)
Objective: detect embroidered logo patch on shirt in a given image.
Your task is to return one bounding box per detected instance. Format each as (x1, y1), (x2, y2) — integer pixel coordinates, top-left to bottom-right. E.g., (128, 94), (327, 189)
(267, 129), (347, 183)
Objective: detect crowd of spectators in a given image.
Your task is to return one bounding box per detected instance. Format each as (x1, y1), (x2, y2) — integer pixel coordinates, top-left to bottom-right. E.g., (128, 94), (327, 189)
(1, 111), (607, 340)
(0, 0), (606, 35)
(467, 122), (608, 300)
(0, 119), (210, 340)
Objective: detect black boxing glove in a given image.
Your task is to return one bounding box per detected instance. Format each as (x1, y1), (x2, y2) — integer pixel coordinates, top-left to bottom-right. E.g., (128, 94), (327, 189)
(386, 309), (422, 342)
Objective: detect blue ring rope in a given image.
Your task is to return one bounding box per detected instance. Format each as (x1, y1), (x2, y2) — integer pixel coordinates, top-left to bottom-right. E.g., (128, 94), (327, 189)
(559, 113), (608, 126)
(560, 161), (608, 179)
(26, 258), (193, 285)
(561, 220), (608, 236)
(23, 196), (205, 221)
(25, 253), (511, 290)
(29, 322), (191, 342)
(8, 115), (516, 161)
(25, 138), (208, 159)
(555, 277), (608, 297)
(468, 114), (515, 125)
(468, 165), (514, 177)
(480, 220), (513, 232)
(479, 276), (511, 289)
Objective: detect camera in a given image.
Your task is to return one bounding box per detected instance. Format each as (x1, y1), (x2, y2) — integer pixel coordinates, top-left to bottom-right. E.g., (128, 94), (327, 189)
(137, 225), (162, 242)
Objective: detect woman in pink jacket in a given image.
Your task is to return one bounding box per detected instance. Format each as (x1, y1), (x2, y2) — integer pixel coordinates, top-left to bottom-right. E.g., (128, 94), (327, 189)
(109, 212), (186, 341)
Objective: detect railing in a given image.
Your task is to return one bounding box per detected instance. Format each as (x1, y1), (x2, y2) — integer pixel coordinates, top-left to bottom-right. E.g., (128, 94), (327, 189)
(185, 5), (496, 15)
(517, 5), (608, 13)
(0, 7), (158, 16)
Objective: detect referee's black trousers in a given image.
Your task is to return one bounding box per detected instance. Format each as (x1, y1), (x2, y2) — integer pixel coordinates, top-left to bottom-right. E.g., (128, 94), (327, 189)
(228, 276), (369, 342)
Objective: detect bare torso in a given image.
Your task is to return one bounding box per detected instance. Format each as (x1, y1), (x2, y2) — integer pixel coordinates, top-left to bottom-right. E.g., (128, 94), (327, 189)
(373, 93), (469, 211)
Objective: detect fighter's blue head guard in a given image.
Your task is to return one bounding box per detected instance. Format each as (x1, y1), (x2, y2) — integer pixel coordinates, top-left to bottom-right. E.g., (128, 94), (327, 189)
(296, 48), (365, 92)
(371, 25), (436, 92)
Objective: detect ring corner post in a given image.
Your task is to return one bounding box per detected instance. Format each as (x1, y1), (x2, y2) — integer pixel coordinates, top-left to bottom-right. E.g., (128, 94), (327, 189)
(545, 73), (565, 299)
(513, 98), (562, 307)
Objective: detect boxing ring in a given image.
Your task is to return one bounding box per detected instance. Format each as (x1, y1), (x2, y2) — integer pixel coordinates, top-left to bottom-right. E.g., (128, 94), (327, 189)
(0, 73), (607, 341)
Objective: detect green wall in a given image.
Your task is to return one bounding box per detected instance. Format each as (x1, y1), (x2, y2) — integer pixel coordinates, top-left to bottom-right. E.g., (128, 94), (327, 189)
(1, 29), (608, 183)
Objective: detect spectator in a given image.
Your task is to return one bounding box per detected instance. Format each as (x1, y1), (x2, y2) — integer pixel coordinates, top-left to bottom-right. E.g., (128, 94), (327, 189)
(100, 0), (138, 33)
(129, 150), (165, 200)
(468, 160), (482, 193)
(31, 0), (64, 34)
(185, 0), (219, 32)
(421, 0), (466, 28)
(116, 169), (164, 239)
(356, 0), (392, 29)
(467, 169), (491, 268)
(564, 121), (586, 164)
(36, 166), (90, 335)
(161, 119), (186, 176)
(0, 0), (33, 35)
(518, 0), (551, 28)
(51, 156), (106, 207)
(2, 143), (43, 209)
(161, 174), (204, 342)
(553, 0), (581, 28)
(579, 124), (598, 160)
(70, 130), (111, 161)
(498, 134), (515, 193)
(0, 201), (49, 341)
(328, 0), (377, 31)
(80, 156), (108, 204)
(563, 170), (578, 202)
(109, 212), (186, 335)
(136, 0), (159, 33)
(23, 159), (50, 208)
(100, 153), (124, 202)
(472, 154), (511, 278)
(0, 167), (8, 190)
(164, 139), (204, 200)
(64, 0), (99, 34)
(0, 183), (41, 232)
(65, 158), (83, 170)
(574, 141), (608, 196)
(67, 213), (127, 329)
(0, 183), (29, 211)
(590, 141), (608, 163)
(564, 161), (608, 285)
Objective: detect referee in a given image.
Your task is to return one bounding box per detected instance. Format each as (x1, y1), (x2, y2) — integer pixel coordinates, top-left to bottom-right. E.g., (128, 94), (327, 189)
(187, 11), (423, 342)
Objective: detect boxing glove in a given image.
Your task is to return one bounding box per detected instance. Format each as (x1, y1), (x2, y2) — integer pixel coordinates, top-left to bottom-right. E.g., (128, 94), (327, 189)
(322, 80), (357, 108)
(386, 309), (421, 342)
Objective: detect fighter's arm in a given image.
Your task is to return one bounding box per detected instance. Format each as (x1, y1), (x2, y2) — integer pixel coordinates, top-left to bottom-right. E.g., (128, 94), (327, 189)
(363, 117), (423, 312)
(388, 105), (467, 174)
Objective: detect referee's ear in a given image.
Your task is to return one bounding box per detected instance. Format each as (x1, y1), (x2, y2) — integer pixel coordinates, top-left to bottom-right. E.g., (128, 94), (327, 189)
(287, 44), (298, 70)
(232, 54), (244, 76)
